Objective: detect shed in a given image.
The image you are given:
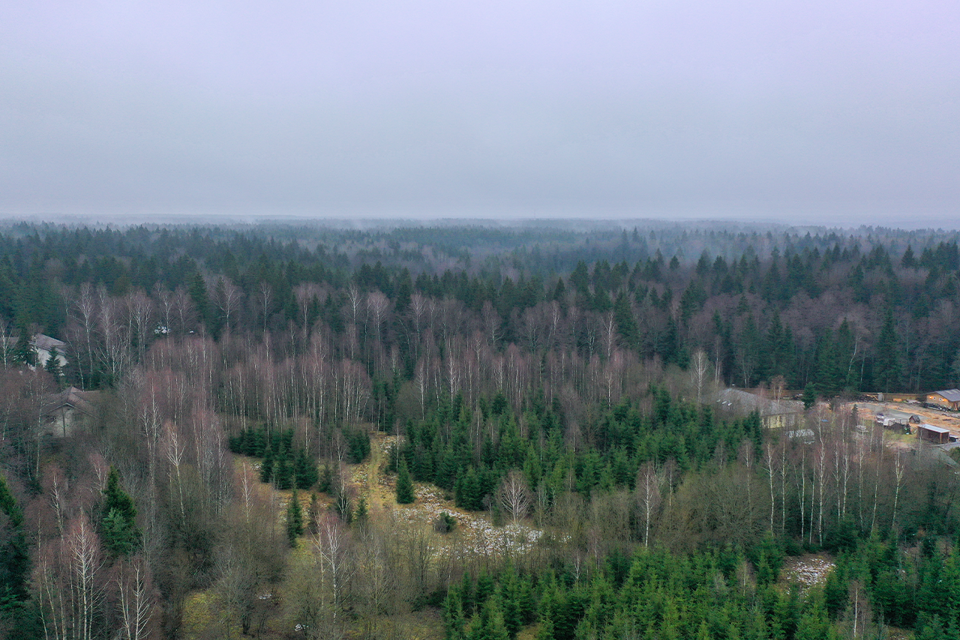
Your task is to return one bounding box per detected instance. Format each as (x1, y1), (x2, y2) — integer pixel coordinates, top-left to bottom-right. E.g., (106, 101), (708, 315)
(917, 423), (951, 444)
(928, 389), (960, 411)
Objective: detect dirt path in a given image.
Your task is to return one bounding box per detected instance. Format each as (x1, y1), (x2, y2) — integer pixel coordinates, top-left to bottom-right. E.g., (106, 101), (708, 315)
(852, 401), (960, 433)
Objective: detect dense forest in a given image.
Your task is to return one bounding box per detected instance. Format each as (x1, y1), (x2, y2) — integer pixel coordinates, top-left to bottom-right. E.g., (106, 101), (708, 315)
(2, 220), (960, 639)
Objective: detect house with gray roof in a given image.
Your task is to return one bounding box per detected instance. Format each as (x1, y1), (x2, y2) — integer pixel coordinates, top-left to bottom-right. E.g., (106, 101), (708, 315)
(717, 388), (806, 429)
(928, 389), (960, 411)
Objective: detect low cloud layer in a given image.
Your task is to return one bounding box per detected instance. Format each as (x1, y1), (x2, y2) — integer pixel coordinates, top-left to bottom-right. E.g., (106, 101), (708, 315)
(2, 1), (958, 226)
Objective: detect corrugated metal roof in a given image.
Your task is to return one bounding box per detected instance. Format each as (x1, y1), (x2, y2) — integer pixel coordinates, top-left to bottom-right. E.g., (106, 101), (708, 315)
(935, 389), (960, 402)
(919, 424), (950, 434)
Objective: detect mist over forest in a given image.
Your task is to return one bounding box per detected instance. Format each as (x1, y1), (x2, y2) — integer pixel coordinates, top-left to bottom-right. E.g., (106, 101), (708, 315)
(3, 219), (960, 639)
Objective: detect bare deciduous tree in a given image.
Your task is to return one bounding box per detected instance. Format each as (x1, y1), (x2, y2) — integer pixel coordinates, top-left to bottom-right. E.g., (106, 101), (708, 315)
(497, 470), (532, 524)
(691, 348), (709, 403)
(214, 277), (243, 335)
(114, 556), (155, 640)
(636, 461), (661, 547)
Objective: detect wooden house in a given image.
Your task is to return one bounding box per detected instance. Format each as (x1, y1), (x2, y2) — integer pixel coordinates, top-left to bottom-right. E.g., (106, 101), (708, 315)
(42, 387), (95, 438)
(928, 389), (960, 411)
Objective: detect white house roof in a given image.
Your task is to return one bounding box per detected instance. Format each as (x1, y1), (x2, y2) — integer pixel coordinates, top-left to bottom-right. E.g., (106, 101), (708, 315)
(32, 334), (66, 351)
(919, 424), (950, 434)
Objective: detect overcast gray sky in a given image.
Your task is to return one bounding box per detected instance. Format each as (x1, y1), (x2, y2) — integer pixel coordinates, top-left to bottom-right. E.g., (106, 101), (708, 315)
(2, 1), (958, 226)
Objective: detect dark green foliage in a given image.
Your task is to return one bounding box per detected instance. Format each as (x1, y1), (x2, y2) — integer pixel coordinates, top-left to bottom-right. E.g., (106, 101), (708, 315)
(443, 589), (467, 640)
(343, 426), (371, 464)
(396, 458), (415, 504)
(274, 457), (294, 490)
(874, 308), (902, 392)
(100, 468), (140, 557)
(286, 489), (304, 546)
(433, 511), (457, 533)
(442, 547), (882, 640)
(43, 347), (63, 381)
(231, 427), (320, 489)
(102, 509), (140, 558)
(318, 464), (334, 494)
(0, 473), (28, 606)
(354, 496), (368, 527)
(259, 449), (274, 483)
(802, 383), (816, 409)
(0, 474), (21, 528)
(12, 329), (35, 367)
(467, 598), (510, 640)
(455, 467), (483, 511)
(293, 449), (319, 490)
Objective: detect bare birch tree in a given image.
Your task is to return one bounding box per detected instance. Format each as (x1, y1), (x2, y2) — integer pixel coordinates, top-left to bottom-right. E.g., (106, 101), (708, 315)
(497, 470), (532, 524)
(636, 461), (661, 547)
(691, 348), (710, 403)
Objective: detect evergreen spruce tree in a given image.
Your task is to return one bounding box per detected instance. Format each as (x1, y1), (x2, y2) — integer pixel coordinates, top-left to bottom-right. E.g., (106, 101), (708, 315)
(396, 458), (415, 504)
(456, 467), (481, 510)
(260, 447), (274, 483)
(101, 467), (140, 557)
(294, 449), (319, 490)
(44, 347), (63, 382)
(460, 572), (476, 617)
(0, 474), (22, 528)
(251, 428), (266, 456)
(874, 308), (902, 392)
(535, 613), (554, 640)
(286, 489), (304, 547)
(12, 328), (35, 367)
(499, 571), (522, 639)
(318, 464), (333, 494)
(0, 473), (28, 602)
(188, 271), (211, 328)
(275, 453), (294, 490)
(802, 384), (816, 410)
(443, 589), (467, 640)
(354, 496), (368, 528)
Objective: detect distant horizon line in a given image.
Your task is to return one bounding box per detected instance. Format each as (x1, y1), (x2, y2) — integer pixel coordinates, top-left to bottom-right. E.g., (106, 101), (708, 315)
(1, 211), (959, 234)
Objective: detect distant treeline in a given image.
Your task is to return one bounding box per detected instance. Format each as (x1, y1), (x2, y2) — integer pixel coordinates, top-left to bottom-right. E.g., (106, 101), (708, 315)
(1, 222), (959, 395)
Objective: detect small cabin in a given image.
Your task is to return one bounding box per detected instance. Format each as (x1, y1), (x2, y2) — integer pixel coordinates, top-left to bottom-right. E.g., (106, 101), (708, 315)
(917, 424), (951, 444)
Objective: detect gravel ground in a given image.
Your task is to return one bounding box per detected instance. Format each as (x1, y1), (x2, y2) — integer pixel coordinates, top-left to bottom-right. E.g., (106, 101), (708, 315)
(781, 554), (835, 589)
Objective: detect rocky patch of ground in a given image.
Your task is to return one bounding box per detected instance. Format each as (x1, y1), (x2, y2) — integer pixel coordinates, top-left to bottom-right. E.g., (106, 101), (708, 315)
(780, 554), (835, 590)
